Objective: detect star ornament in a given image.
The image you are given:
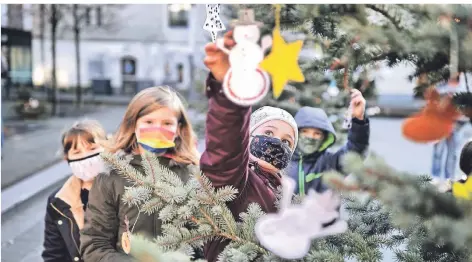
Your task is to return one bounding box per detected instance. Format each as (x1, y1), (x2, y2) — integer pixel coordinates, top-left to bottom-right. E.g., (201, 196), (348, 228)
(203, 4), (225, 43)
(260, 28), (305, 98)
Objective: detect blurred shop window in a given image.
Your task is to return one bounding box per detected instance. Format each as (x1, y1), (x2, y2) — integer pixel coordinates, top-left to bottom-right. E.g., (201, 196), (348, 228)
(88, 59), (105, 79)
(168, 4), (190, 27)
(10, 46), (32, 85)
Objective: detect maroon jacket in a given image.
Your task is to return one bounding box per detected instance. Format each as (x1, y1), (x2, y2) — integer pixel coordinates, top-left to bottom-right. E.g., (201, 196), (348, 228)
(200, 74), (281, 262)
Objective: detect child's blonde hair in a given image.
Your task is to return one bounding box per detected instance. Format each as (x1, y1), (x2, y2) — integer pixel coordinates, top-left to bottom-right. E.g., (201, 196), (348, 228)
(61, 119), (107, 157)
(108, 86), (199, 165)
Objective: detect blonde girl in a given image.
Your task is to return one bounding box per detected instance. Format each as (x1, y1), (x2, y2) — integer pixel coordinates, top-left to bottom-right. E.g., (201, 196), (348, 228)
(80, 86), (200, 261)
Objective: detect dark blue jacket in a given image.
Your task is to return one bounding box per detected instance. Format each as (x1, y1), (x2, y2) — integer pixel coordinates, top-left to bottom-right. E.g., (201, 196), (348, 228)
(288, 107), (370, 196)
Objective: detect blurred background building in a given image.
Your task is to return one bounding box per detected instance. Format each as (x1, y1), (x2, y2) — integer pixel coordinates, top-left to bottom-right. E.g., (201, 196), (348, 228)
(1, 4), (218, 98)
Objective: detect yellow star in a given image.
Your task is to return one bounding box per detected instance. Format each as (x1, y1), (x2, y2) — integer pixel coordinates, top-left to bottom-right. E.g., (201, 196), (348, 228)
(260, 28), (305, 98)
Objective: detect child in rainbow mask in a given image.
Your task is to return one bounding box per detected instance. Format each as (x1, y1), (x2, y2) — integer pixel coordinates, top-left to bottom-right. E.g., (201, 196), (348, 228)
(81, 86), (200, 261)
(42, 119), (108, 262)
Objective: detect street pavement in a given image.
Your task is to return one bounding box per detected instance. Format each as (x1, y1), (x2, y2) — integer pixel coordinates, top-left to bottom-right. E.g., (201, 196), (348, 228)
(1, 105), (127, 189)
(2, 118), (471, 262)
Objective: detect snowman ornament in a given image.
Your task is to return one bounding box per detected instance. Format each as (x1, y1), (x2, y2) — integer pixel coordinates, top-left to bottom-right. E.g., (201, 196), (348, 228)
(216, 9), (272, 106)
(254, 176), (348, 259)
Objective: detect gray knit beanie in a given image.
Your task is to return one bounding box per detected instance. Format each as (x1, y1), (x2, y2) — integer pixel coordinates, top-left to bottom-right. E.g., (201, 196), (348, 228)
(250, 106), (298, 149)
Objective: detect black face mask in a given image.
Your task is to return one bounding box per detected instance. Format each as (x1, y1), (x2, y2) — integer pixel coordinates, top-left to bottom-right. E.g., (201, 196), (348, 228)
(250, 135), (292, 170)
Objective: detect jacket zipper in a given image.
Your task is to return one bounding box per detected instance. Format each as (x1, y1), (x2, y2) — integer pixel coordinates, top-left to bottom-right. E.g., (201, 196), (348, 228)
(50, 203), (81, 256)
(298, 156), (305, 197)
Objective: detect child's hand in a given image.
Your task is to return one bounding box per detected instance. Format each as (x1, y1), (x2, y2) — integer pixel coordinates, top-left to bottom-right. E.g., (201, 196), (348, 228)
(203, 31), (236, 83)
(350, 89), (366, 120)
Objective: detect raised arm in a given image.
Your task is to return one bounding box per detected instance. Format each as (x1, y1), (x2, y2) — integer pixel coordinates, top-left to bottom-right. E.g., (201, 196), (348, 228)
(328, 117), (370, 172)
(200, 73), (251, 189)
(325, 89), (370, 173)
(80, 174), (133, 262)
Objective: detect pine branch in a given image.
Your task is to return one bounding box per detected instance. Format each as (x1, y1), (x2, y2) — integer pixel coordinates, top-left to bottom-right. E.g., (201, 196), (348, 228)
(101, 152), (151, 186)
(194, 172), (239, 238)
(323, 152), (472, 260)
(365, 4), (402, 31)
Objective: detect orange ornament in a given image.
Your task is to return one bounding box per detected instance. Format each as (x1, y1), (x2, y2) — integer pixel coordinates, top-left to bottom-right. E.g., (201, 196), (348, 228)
(402, 88), (460, 143)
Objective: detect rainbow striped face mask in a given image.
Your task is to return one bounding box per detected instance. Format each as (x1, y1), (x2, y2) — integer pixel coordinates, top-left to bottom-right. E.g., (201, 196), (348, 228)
(136, 127), (176, 154)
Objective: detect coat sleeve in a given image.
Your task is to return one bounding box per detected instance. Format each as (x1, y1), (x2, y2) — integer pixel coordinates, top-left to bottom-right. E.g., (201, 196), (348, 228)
(80, 173), (134, 262)
(325, 117), (370, 173)
(42, 197), (69, 262)
(199, 73), (251, 189)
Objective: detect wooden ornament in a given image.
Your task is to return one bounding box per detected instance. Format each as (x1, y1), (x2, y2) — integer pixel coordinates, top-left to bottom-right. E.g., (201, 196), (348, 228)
(121, 232), (131, 254)
(122, 215), (132, 254)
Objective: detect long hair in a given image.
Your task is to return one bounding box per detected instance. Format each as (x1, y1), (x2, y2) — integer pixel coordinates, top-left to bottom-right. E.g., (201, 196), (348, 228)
(61, 119), (107, 157)
(107, 86), (199, 165)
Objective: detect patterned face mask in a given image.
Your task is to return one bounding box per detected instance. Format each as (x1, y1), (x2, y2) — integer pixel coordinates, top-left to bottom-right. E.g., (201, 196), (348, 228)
(250, 135), (292, 170)
(68, 153), (107, 182)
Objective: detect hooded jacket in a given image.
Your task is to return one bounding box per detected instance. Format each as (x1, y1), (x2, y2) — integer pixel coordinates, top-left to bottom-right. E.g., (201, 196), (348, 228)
(288, 106), (370, 196)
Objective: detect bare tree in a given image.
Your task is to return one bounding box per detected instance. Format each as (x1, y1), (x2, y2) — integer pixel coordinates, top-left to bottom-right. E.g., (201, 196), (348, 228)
(28, 4), (65, 116)
(62, 4), (121, 108)
(28, 4), (121, 115)
(39, 5), (46, 76)
(49, 4), (61, 116)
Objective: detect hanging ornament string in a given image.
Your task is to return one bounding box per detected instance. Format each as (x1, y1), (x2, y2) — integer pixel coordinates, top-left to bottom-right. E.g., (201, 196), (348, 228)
(465, 73), (470, 93)
(274, 4), (281, 30)
(328, 37), (359, 92)
(449, 18), (459, 82)
(334, 37), (360, 129)
(343, 65), (350, 91)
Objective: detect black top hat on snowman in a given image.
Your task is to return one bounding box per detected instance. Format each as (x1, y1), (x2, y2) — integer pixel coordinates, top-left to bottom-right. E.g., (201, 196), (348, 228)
(231, 9), (264, 27)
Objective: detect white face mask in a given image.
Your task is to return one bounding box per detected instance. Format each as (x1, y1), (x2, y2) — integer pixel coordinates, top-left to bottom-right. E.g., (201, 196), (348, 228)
(68, 153), (107, 182)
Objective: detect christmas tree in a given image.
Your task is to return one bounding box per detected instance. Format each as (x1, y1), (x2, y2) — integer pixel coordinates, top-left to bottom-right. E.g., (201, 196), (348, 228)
(244, 4), (382, 146)
(324, 153), (472, 261)
(245, 4), (472, 122)
(100, 150), (472, 261)
(101, 151), (401, 262)
(103, 4), (472, 262)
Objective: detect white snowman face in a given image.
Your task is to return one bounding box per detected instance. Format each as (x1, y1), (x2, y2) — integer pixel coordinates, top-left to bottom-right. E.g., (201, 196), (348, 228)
(233, 25), (261, 43)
